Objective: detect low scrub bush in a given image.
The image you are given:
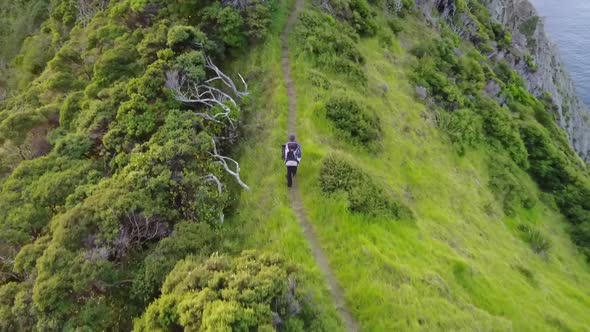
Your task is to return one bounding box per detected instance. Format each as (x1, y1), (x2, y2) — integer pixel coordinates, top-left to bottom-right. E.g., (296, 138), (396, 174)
(438, 108), (483, 155)
(320, 155), (412, 219)
(295, 11), (367, 85)
(488, 156), (536, 216)
(134, 251), (321, 331)
(324, 94), (381, 146)
(386, 17), (403, 35)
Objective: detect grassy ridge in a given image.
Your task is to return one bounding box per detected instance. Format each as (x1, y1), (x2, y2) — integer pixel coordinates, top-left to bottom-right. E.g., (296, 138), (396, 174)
(230, 3), (590, 331)
(223, 1), (343, 329)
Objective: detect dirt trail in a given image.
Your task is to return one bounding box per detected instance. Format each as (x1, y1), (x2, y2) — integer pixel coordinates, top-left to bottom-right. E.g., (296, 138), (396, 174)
(280, 1), (360, 331)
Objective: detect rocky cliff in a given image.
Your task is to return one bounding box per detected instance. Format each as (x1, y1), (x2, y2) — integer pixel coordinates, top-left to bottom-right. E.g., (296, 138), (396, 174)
(417, 0), (590, 162)
(485, 0), (590, 162)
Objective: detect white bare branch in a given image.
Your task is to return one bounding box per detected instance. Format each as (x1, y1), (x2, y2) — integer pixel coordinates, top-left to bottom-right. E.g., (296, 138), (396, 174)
(203, 174), (223, 194)
(77, 0), (108, 26)
(210, 138), (250, 191)
(203, 174), (225, 223)
(204, 57), (249, 98)
(0, 255), (14, 265)
(165, 70), (241, 128)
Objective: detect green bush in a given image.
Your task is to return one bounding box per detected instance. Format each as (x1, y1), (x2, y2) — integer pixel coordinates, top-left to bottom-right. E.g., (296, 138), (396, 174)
(134, 251), (321, 331)
(478, 97), (529, 168)
(320, 155), (412, 219)
(295, 11), (367, 85)
(131, 222), (219, 305)
(519, 16), (539, 38)
(93, 44), (141, 87)
(174, 50), (206, 82)
(324, 94), (381, 145)
(488, 156), (536, 216)
(242, 0), (273, 41)
(439, 108), (483, 154)
(53, 132), (94, 159)
(59, 91), (84, 128)
(167, 25), (210, 51)
(201, 3), (247, 52)
(386, 17), (403, 34)
(524, 54), (538, 72)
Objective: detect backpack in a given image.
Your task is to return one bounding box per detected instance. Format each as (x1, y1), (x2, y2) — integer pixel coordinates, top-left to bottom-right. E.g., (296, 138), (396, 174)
(283, 143), (300, 163)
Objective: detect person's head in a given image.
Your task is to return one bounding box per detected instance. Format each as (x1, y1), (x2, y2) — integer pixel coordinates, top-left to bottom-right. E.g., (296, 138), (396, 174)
(288, 134), (296, 142)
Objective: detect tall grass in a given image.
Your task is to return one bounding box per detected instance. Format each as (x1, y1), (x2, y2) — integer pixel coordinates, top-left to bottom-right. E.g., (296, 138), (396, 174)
(228, 3), (590, 331)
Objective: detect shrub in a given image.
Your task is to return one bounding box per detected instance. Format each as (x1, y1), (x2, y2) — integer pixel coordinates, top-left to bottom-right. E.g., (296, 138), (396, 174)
(166, 25), (210, 51)
(131, 222), (219, 305)
(0, 110), (47, 146)
(53, 132), (94, 159)
(488, 156), (536, 216)
(59, 91), (84, 128)
(320, 155), (412, 219)
(201, 3), (247, 52)
(324, 95), (381, 145)
(519, 16), (539, 38)
(242, 0), (273, 41)
(295, 11), (367, 85)
(386, 17), (403, 34)
(93, 44), (140, 87)
(523, 53), (538, 72)
(134, 251), (320, 331)
(572, 222), (590, 258)
(478, 98), (529, 168)
(173, 50), (206, 82)
(439, 108), (483, 154)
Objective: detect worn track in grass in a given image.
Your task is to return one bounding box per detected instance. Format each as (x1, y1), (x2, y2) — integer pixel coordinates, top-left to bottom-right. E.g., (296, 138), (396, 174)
(280, 1), (360, 331)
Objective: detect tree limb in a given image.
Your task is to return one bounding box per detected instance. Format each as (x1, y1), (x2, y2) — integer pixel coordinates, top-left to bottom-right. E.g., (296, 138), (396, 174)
(210, 138), (250, 191)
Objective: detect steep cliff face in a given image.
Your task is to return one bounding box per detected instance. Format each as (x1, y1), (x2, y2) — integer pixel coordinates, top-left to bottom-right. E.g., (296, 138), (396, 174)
(485, 0), (590, 162)
(416, 0), (590, 162)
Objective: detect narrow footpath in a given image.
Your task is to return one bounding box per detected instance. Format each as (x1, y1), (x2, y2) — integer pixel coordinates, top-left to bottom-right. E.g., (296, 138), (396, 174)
(280, 1), (360, 331)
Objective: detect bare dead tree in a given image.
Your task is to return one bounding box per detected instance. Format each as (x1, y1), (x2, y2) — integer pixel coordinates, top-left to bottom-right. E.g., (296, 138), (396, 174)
(449, 17), (468, 38)
(77, 0), (108, 26)
(0, 255), (14, 265)
(386, 0), (403, 14)
(204, 57), (249, 99)
(109, 209), (169, 258)
(165, 58), (248, 129)
(203, 173), (225, 223)
(319, 0), (335, 15)
(166, 57), (251, 191)
(203, 174), (223, 194)
(210, 138), (250, 191)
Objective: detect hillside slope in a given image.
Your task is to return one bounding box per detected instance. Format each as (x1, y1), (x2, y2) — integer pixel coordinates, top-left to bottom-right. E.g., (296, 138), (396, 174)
(1, 0), (590, 331)
(230, 0), (590, 331)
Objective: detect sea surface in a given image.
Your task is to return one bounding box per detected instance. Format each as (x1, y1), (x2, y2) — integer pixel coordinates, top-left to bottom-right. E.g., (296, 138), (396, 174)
(530, 0), (590, 106)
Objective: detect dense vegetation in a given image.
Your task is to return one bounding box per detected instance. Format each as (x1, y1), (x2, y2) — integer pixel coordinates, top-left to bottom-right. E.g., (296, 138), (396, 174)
(0, 0), (290, 330)
(1, 0), (590, 330)
(409, 0), (590, 258)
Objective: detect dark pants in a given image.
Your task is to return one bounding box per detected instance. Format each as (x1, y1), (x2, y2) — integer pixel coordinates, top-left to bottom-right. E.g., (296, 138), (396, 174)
(287, 166), (298, 187)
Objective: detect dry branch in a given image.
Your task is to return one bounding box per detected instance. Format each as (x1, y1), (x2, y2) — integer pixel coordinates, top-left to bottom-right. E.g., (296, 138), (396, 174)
(210, 138), (250, 191)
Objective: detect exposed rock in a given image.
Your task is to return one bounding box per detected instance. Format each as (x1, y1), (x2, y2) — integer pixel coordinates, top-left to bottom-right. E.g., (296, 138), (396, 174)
(378, 82), (389, 96)
(416, 85), (428, 100)
(484, 80), (502, 98)
(485, 0), (590, 162)
(415, 0), (590, 162)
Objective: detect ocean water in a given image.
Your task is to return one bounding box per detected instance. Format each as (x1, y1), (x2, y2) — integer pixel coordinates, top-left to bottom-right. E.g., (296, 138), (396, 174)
(530, 0), (590, 106)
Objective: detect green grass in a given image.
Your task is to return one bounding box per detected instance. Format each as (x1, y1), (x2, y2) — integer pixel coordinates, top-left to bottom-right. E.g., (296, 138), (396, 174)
(228, 4), (590, 332)
(222, 1), (343, 330)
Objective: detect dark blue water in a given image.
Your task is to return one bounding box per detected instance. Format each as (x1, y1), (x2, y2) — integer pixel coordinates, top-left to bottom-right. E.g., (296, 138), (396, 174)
(530, 0), (590, 106)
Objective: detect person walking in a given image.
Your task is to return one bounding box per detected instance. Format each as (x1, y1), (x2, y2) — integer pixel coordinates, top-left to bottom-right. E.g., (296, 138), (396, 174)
(282, 134), (302, 188)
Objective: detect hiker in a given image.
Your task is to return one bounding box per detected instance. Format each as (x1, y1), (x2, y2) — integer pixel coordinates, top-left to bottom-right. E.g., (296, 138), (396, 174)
(282, 134), (302, 188)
